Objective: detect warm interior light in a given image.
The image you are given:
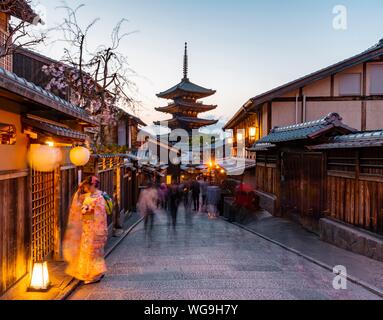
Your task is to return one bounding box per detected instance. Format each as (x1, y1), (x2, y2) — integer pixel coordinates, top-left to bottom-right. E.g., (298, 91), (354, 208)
(46, 141), (54, 147)
(237, 133), (244, 142)
(249, 127), (257, 137)
(29, 261), (50, 291)
(227, 138), (233, 144)
(166, 175), (172, 185)
(220, 169), (225, 174)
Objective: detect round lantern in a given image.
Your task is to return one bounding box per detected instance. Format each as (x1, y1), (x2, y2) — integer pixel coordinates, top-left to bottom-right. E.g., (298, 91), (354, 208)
(70, 146), (91, 167)
(28, 144), (62, 172)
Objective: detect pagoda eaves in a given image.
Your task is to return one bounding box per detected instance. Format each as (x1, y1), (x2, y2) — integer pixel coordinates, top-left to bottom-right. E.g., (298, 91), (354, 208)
(155, 42), (218, 133)
(157, 79), (216, 100)
(154, 116), (218, 130)
(155, 101), (217, 114)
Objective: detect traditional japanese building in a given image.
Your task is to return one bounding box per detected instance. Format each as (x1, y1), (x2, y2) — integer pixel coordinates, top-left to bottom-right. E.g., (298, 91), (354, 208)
(155, 43), (218, 133)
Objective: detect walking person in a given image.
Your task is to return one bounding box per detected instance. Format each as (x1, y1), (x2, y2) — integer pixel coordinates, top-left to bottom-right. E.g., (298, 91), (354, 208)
(158, 183), (168, 210)
(63, 176), (108, 285)
(191, 178), (201, 212)
(199, 176), (209, 213)
(137, 182), (158, 235)
(168, 182), (180, 230)
(206, 184), (221, 219)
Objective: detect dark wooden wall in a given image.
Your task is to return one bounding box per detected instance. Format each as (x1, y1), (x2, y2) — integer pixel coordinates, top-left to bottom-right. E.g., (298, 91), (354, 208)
(59, 167), (78, 251)
(0, 172), (30, 296)
(325, 148), (383, 234)
(255, 152), (279, 195)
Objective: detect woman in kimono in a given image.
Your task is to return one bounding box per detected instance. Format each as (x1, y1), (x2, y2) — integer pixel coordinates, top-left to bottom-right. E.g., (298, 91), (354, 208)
(63, 176), (108, 285)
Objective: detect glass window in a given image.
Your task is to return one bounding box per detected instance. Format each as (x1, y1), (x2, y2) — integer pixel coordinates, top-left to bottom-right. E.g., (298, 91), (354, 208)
(339, 73), (361, 96)
(0, 123), (16, 145)
(370, 64), (383, 95)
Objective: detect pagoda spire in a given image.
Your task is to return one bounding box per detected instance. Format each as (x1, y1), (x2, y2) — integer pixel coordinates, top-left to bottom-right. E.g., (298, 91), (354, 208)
(183, 42), (189, 81)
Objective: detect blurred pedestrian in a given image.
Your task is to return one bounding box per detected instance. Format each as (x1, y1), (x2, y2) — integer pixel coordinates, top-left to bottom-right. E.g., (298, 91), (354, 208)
(63, 176), (108, 285)
(137, 182), (158, 234)
(206, 184), (221, 219)
(158, 183), (168, 210)
(199, 176), (209, 212)
(168, 182), (181, 229)
(191, 178), (201, 212)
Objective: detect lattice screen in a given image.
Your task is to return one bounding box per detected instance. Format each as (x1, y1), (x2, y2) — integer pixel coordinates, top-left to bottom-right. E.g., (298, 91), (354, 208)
(31, 169), (55, 262)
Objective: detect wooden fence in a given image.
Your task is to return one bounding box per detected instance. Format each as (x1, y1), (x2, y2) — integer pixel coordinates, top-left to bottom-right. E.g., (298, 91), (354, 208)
(325, 148), (383, 235)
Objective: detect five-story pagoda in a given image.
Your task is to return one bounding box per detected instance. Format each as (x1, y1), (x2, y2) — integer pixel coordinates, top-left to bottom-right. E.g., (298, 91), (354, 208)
(155, 43), (218, 133)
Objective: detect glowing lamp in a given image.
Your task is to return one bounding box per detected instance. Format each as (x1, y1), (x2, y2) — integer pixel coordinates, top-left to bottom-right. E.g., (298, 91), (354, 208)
(166, 175), (172, 185)
(28, 144), (62, 172)
(220, 169), (225, 174)
(249, 127), (257, 138)
(69, 146), (91, 167)
(29, 261), (50, 292)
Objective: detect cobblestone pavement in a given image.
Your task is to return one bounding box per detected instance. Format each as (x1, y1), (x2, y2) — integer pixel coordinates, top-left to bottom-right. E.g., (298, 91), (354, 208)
(69, 207), (381, 300)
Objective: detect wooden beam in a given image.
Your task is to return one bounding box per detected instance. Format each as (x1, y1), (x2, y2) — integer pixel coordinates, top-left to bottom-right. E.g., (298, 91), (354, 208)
(267, 102), (272, 134)
(330, 75), (335, 97)
(362, 62), (368, 131)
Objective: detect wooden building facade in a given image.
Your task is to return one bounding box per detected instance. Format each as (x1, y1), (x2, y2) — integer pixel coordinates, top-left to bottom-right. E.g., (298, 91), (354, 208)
(225, 39), (383, 159)
(250, 113), (383, 260)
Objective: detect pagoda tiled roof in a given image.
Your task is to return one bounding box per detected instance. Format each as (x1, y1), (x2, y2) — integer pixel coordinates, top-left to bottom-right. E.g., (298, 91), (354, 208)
(156, 100), (217, 114)
(157, 79), (216, 100)
(155, 116), (218, 129)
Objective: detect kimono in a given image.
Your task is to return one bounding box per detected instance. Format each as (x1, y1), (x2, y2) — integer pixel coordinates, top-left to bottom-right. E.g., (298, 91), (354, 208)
(63, 190), (108, 282)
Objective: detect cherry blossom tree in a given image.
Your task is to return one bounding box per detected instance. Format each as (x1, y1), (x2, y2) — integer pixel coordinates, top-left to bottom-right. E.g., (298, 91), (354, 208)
(42, 3), (138, 145)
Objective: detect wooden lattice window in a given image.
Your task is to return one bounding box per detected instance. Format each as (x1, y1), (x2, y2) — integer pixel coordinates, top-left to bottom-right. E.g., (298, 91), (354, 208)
(0, 29), (12, 71)
(327, 150), (357, 173)
(31, 169), (55, 262)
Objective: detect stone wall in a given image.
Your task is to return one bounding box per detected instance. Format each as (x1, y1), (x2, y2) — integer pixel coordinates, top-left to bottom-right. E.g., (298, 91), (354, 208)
(319, 218), (383, 262)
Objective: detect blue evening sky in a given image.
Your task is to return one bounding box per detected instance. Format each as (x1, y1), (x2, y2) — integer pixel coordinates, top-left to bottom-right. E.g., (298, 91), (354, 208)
(35, 0), (383, 127)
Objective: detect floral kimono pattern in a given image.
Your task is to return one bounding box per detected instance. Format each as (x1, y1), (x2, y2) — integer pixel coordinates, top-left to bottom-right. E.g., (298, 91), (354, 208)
(63, 191), (108, 282)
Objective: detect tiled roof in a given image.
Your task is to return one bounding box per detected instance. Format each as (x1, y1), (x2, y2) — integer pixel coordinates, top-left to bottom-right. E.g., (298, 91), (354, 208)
(310, 130), (383, 150)
(155, 116), (218, 130)
(247, 143), (276, 152)
(0, 67), (98, 125)
(22, 117), (87, 141)
(254, 113), (355, 144)
(156, 101), (217, 114)
(157, 79), (216, 100)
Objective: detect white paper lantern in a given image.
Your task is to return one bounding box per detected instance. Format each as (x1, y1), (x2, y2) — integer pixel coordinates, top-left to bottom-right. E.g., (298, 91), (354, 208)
(28, 144), (62, 172)
(70, 146), (91, 167)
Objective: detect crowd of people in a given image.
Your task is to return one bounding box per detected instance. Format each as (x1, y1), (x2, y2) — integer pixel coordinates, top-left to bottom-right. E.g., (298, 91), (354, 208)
(137, 176), (222, 233)
(62, 174), (251, 286)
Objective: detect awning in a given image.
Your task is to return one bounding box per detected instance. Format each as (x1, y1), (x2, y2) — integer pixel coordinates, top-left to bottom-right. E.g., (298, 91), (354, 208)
(22, 116), (87, 141)
(218, 158), (256, 176)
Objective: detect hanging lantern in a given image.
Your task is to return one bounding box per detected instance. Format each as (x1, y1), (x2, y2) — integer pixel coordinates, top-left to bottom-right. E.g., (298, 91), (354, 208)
(28, 261), (50, 292)
(69, 146), (91, 167)
(28, 144), (62, 172)
(249, 127), (257, 138)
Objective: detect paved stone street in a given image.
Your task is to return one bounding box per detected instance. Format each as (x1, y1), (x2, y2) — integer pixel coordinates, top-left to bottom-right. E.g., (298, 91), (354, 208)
(69, 208), (381, 300)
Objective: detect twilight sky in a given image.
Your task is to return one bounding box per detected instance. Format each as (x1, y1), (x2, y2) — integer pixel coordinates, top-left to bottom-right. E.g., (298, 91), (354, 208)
(34, 0), (383, 129)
